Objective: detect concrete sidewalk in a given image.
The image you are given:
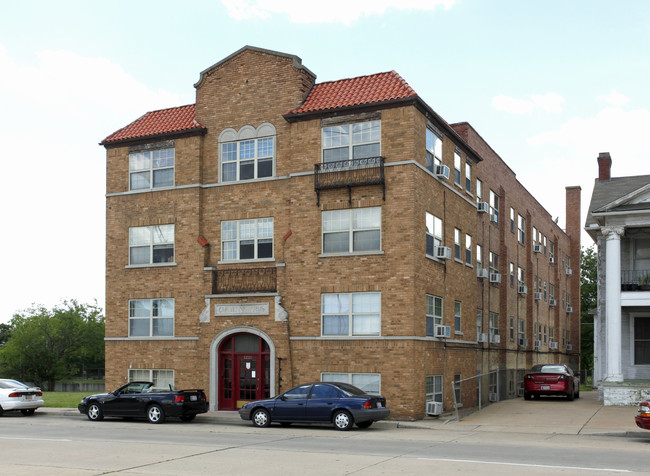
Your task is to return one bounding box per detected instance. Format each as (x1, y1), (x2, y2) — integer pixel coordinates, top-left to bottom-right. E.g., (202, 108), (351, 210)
(42, 390), (646, 437)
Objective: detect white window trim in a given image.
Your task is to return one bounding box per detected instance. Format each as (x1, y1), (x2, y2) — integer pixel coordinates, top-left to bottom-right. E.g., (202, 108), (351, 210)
(321, 292), (381, 337)
(128, 224), (175, 266)
(322, 207), (382, 255)
(321, 372), (381, 394)
(218, 123), (277, 183)
(128, 298), (175, 338)
(322, 120), (381, 163)
(426, 294), (443, 337)
(220, 217), (274, 263)
(129, 147), (175, 191)
(128, 369), (175, 389)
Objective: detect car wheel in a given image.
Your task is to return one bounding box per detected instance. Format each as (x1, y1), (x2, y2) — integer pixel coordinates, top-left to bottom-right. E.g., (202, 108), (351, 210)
(333, 410), (354, 431)
(567, 391), (574, 401)
(87, 402), (104, 421)
(21, 409), (36, 416)
(356, 421), (373, 429)
(524, 392), (532, 401)
(0, 405), (4, 417)
(180, 414), (196, 422)
(252, 408), (271, 428)
(146, 404), (165, 424)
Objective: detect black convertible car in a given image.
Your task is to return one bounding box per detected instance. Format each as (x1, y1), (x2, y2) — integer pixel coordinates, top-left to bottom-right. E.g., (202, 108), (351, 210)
(78, 381), (208, 423)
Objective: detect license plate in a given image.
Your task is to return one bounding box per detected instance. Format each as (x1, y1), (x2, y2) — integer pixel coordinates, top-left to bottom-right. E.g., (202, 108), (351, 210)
(25, 395), (33, 400)
(377, 402), (382, 408)
(190, 395), (197, 401)
(541, 385), (550, 390)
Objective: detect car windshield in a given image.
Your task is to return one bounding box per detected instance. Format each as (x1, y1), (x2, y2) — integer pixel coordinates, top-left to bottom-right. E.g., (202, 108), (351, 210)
(534, 365), (566, 374)
(333, 383), (367, 396)
(0, 380), (28, 389)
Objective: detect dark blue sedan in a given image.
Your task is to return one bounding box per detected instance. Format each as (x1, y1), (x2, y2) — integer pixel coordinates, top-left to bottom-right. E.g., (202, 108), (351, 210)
(239, 382), (390, 431)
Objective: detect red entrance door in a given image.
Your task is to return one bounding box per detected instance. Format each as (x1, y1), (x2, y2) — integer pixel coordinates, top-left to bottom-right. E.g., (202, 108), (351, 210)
(218, 333), (270, 410)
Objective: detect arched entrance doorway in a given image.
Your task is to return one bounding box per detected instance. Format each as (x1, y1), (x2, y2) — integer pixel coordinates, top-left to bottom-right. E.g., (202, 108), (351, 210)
(218, 332), (271, 410)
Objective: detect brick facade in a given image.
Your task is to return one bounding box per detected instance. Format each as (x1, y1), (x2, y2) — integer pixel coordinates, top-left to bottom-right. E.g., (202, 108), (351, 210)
(102, 46), (580, 419)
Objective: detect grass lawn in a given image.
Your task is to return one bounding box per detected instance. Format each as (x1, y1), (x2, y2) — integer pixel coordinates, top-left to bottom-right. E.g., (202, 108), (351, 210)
(43, 392), (90, 408)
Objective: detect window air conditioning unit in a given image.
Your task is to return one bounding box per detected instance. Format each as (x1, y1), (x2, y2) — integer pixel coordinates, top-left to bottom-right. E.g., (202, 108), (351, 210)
(425, 401), (443, 416)
(566, 268), (573, 276)
(434, 325), (451, 338)
(477, 202), (489, 213)
(534, 292), (543, 300)
(489, 214), (498, 223)
(488, 392), (498, 402)
(533, 244), (542, 253)
(434, 164), (450, 180)
(549, 254), (555, 264)
(518, 338), (528, 347)
(566, 343), (573, 351)
(489, 273), (501, 284)
(477, 268), (489, 279)
(549, 298), (557, 307)
(490, 334), (501, 344)
(478, 333), (488, 343)
(434, 246), (452, 260)
(550, 341), (559, 350)
(518, 285), (528, 295)
(534, 340), (542, 348)
(566, 305), (573, 313)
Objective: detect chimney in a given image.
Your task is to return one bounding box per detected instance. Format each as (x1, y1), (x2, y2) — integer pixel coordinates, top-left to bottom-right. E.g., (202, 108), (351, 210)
(597, 152), (612, 181)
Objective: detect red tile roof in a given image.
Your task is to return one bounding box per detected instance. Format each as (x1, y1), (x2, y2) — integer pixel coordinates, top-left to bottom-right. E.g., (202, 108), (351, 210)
(101, 104), (205, 145)
(286, 70), (417, 116)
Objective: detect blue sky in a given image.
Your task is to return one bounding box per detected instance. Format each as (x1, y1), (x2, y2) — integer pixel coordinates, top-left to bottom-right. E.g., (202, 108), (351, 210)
(1, 0), (649, 322)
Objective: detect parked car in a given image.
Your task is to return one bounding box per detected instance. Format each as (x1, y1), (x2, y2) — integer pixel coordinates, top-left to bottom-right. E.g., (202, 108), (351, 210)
(239, 382), (390, 431)
(78, 381), (208, 423)
(523, 364), (579, 401)
(0, 379), (44, 416)
(635, 400), (650, 430)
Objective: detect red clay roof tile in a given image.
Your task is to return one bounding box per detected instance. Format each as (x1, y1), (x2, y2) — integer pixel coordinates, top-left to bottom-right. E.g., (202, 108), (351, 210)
(286, 70), (417, 115)
(101, 104), (205, 145)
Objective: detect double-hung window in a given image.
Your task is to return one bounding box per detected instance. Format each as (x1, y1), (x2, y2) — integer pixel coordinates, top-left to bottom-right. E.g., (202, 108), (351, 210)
(465, 234), (472, 265)
(426, 128), (443, 171)
(219, 123), (276, 182)
(509, 262), (515, 286)
(426, 375), (443, 403)
(454, 229), (461, 260)
(634, 317), (650, 364)
(518, 319), (525, 343)
(426, 294), (443, 337)
(489, 190), (499, 223)
(476, 179), (483, 204)
(322, 292), (381, 336)
(476, 244), (483, 270)
(129, 147), (174, 191)
(454, 301), (462, 332)
(322, 207), (381, 254)
(454, 150), (462, 186)
(322, 120), (380, 163)
(477, 309), (483, 336)
(426, 212), (443, 256)
(465, 162), (472, 193)
(489, 312), (499, 337)
(129, 298), (174, 337)
(518, 215), (526, 244)
(222, 218), (273, 261)
(322, 372), (381, 394)
(129, 225), (174, 265)
(518, 267), (525, 287)
(510, 208), (515, 232)
(489, 252), (499, 274)
(129, 369), (174, 389)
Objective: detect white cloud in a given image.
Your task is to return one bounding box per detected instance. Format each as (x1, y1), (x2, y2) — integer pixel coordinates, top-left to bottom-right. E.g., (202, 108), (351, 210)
(598, 89), (629, 106)
(221, 0), (455, 25)
(492, 92), (565, 115)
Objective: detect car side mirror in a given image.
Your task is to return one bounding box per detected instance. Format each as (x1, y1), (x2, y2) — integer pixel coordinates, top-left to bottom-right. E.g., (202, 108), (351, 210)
(278, 395), (287, 401)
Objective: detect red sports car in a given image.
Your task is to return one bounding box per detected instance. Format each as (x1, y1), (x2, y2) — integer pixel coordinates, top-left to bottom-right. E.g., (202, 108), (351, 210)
(523, 364), (579, 401)
(635, 400), (650, 430)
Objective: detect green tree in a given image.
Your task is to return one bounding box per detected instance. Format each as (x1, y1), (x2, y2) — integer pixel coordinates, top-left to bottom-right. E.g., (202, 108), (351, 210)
(580, 246), (597, 374)
(0, 323), (11, 346)
(0, 301), (104, 390)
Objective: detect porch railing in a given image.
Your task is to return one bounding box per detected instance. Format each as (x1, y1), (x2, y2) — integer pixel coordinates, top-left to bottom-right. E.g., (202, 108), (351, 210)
(314, 156), (385, 205)
(621, 269), (650, 290)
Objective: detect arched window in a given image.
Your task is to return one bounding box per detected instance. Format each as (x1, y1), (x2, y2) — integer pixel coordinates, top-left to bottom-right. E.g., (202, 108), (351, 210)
(219, 123), (276, 182)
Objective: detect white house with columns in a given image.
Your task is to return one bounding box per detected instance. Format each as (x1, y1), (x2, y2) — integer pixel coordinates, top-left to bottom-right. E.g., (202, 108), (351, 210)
(586, 152), (650, 405)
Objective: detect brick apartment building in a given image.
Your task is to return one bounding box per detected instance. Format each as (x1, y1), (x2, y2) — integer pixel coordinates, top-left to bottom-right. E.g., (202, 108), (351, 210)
(101, 46), (581, 419)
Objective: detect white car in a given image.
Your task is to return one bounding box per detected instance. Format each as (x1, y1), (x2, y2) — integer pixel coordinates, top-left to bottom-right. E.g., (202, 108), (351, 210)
(0, 379), (44, 416)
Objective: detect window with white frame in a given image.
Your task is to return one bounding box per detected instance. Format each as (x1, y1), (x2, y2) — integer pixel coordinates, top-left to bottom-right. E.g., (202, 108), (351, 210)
(322, 372), (381, 394)
(322, 292), (380, 336)
(222, 218), (273, 261)
(219, 124), (276, 182)
(550, 283), (555, 300)
(476, 179), (483, 203)
(510, 207), (515, 232)
(477, 309), (483, 336)
(489, 312), (499, 336)
(476, 244), (483, 270)
(323, 207), (381, 254)
(426, 375), (443, 403)
(518, 266), (525, 287)
(128, 369), (174, 390)
(454, 301), (462, 332)
(465, 234), (472, 265)
(129, 298), (174, 337)
(532, 227), (538, 247)
(518, 215), (526, 244)
(465, 162), (471, 193)
(426, 212), (443, 256)
(426, 294), (443, 337)
(509, 317), (515, 340)
(454, 150), (462, 186)
(518, 318), (525, 342)
(425, 128), (443, 171)
(129, 147), (174, 190)
(489, 252), (499, 274)
(129, 224), (174, 265)
(489, 190), (499, 223)
(509, 262), (515, 286)
(454, 228), (461, 260)
(322, 120), (380, 163)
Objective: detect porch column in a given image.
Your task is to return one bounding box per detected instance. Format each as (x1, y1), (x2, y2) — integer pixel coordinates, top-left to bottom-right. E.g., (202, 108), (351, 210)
(603, 226), (625, 382)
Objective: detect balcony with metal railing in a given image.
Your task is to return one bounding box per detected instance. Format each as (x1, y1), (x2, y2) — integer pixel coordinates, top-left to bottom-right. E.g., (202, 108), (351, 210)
(212, 267), (277, 294)
(314, 156), (385, 205)
(621, 269), (650, 291)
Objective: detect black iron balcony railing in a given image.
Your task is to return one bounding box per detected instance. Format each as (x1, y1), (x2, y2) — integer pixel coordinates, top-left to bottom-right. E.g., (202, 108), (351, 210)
(314, 156), (385, 205)
(621, 269), (650, 291)
(213, 267), (277, 294)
